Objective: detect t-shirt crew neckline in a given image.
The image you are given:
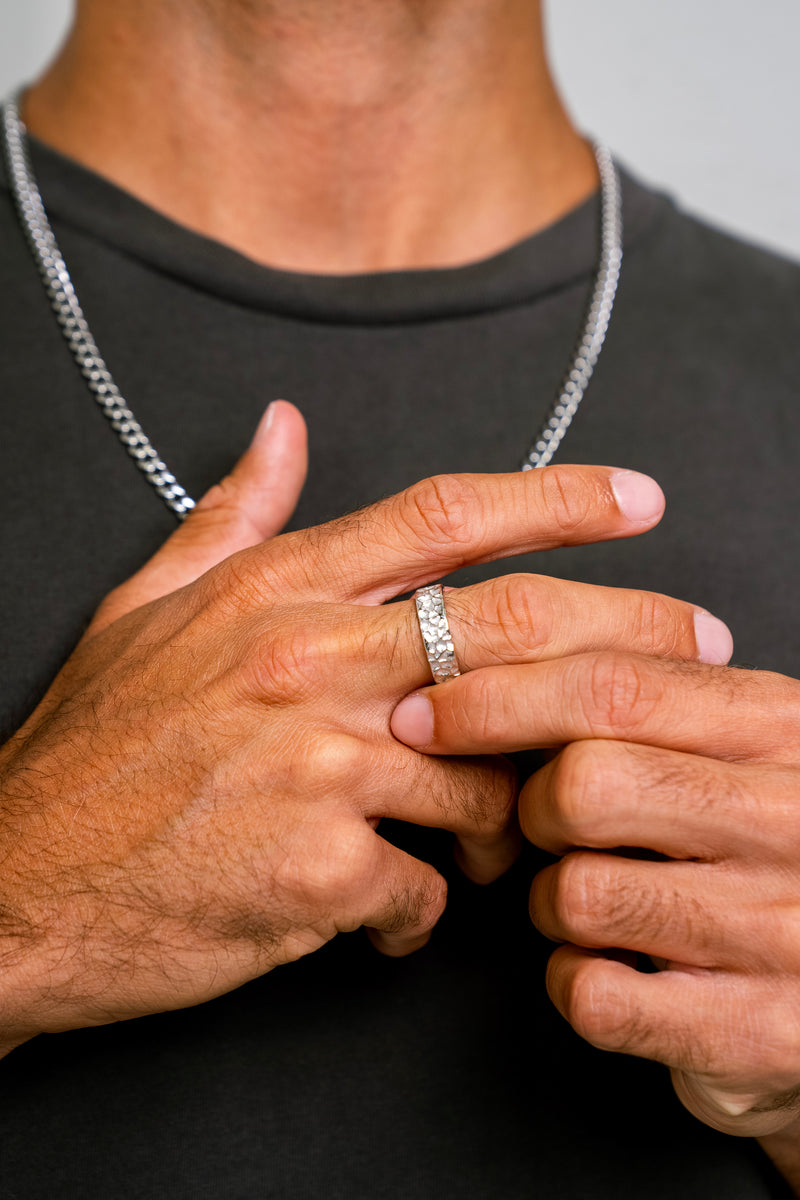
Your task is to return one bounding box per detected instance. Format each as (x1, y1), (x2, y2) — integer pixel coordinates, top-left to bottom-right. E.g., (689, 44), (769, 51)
(1, 135), (670, 326)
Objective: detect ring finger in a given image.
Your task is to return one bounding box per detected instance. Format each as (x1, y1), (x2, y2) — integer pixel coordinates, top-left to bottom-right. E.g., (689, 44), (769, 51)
(357, 574), (732, 702)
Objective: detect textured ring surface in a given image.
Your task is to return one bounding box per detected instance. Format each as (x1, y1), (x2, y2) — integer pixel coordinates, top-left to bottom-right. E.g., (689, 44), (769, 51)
(414, 584), (462, 684)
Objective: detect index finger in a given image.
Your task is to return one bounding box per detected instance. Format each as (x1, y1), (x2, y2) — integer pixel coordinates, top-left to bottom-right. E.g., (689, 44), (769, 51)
(259, 466), (665, 604)
(389, 656), (800, 764)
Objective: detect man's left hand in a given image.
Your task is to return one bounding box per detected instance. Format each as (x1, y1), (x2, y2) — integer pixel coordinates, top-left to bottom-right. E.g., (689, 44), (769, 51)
(392, 652), (800, 1137)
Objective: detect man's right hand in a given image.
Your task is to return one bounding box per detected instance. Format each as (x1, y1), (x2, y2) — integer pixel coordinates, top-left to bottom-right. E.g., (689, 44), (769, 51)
(0, 402), (730, 1055)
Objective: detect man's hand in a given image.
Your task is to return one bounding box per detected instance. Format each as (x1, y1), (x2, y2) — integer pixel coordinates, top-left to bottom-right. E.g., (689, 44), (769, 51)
(391, 653), (800, 1142)
(0, 416), (722, 1059)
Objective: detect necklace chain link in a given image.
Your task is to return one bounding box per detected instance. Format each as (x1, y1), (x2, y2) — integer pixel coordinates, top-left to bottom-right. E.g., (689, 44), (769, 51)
(2, 95), (194, 518)
(521, 141), (622, 471)
(1, 93), (621, 520)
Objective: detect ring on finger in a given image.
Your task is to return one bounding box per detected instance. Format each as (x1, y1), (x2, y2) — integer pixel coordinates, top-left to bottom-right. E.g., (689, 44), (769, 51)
(414, 583), (462, 684)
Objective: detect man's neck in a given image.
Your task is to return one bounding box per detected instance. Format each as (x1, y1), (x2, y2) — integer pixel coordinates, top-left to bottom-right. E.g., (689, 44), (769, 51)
(24, 0), (597, 273)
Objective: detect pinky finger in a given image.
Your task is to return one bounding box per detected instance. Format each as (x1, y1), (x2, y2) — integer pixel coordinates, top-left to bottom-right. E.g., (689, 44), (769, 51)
(362, 838), (448, 958)
(546, 944), (800, 1137)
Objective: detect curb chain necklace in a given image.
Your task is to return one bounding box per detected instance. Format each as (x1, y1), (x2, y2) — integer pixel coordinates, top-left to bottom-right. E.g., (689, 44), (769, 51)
(1, 93), (622, 522)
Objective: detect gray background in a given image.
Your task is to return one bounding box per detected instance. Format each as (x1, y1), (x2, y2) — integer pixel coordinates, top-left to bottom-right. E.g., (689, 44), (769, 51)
(1, 0), (798, 260)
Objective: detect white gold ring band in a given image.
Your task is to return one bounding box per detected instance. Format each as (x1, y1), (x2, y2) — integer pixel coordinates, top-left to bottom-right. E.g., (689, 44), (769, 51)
(414, 583), (462, 685)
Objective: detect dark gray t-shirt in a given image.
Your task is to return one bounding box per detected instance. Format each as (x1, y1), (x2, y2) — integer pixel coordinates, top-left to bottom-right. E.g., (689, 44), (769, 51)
(0, 140), (798, 1198)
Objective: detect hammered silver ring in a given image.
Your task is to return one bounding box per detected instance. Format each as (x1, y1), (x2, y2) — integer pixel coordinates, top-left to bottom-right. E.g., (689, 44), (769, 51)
(414, 584), (462, 684)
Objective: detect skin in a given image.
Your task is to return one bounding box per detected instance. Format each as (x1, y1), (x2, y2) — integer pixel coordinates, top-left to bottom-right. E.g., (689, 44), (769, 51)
(391, 645), (800, 1173)
(8, 0), (799, 1190)
(1, 419), (713, 1055)
(24, 0), (597, 272)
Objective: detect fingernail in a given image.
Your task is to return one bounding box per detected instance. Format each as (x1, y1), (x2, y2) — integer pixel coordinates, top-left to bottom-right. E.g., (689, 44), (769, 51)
(610, 470), (665, 523)
(702, 1086), (758, 1117)
(391, 693), (434, 747)
(253, 401), (278, 445)
(694, 611), (734, 665)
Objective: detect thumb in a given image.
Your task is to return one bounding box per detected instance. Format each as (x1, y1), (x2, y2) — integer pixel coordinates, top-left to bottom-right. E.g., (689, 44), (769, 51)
(90, 400), (308, 633)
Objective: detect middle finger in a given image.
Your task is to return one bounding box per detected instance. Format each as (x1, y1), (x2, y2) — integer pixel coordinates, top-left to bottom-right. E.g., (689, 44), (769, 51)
(520, 740), (800, 863)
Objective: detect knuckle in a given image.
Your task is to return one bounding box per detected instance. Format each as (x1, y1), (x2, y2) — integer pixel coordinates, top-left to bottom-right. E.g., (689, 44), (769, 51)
(554, 956), (626, 1049)
(254, 620), (324, 699)
(383, 870), (448, 937)
(551, 741), (615, 846)
(634, 591), (683, 658)
(204, 550), (269, 617)
(576, 653), (661, 737)
(418, 871), (449, 931)
(297, 732), (365, 795)
(194, 475), (238, 515)
(193, 477), (256, 539)
(399, 474), (477, 556)
(547, 852), (602, 942)
(538, 466), (603, 537)
(570, 973), (650, 1054)
(192, 480), (264, 555)
(479, 574), (552, 663)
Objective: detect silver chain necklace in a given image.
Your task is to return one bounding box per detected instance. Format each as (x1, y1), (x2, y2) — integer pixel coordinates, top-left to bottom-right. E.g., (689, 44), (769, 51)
(1, 94), (622, 521)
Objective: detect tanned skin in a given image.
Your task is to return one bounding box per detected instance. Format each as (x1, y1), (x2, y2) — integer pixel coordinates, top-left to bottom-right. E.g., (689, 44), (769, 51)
(24, 0), (597, 273)
(12, 3), (800, 1191)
